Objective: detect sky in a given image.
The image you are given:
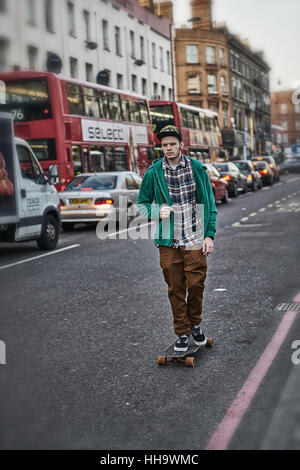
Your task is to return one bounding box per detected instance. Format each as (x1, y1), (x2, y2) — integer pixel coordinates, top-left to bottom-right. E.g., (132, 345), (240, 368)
(172, 0), (300, 92)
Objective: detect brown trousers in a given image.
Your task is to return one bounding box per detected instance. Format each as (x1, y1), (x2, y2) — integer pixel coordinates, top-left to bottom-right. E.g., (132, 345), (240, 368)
(159, 245), (207, 337)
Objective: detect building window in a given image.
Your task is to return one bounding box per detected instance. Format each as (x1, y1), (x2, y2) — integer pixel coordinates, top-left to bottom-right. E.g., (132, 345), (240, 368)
(187, 75), (200, 94)
(70, 57), (78, 78)
(0, 39), (8, 71)
(295, 121), (300, 130)
(152, 43), (156, 68)
(167, 51), (171, 74)
(207, 74), (217, 94)
(130, 31), (135, 59)
(115, 26), (121, 56)
(159, 47), (164, 71)
(161, 85), (166, 99)
(142, 78), (147, 96)
(67, 2), (76, 36)
(45, 0), (54, 32)
(281, 120), (288, 130)
(28, 45), (38, 70)
(280, 103), (287, 114)
(140, 36), (145, 63)
(153, 82), (158, 97)
(85, 63), (93, 82)
(206, 46), (215, 65)
(102, 20), (109, 50)
(222, 105), (228, 127)
(283, 134), (288, 144)
(0, 0), (7, 13)
(26, 0), (36, 26)
(221, 76), (227, 95)
(186, 45), (198, 64)
(117, 73), (123, 90)
(83, 10), (90, 42)
(168, 88), (173, 100)
(219, 48), (225, 66)
(131, 74), (137, 92)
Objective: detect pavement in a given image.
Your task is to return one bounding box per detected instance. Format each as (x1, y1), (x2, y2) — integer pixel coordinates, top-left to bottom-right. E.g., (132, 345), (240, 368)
(261, 341), (300, 450)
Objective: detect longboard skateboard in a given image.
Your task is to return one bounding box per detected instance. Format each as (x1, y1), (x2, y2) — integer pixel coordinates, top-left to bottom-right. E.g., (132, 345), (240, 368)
(158, 337), (213, 368)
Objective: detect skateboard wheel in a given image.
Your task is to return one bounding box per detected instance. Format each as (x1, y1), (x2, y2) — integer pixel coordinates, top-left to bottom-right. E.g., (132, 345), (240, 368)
(186, 357), (195, 367)
(206, 338), (213, 347)
(158, 355), (167, 366)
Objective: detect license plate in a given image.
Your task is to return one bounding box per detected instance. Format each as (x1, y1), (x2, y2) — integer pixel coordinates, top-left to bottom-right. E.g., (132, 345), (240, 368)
(70, 199), (91, 205)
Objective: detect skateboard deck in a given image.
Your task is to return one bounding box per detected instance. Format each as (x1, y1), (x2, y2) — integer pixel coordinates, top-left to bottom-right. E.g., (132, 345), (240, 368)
(158, 337), (213, 367)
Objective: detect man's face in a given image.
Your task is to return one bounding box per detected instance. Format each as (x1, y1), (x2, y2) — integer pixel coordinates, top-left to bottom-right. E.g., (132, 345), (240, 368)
(161, 136), (183, 161)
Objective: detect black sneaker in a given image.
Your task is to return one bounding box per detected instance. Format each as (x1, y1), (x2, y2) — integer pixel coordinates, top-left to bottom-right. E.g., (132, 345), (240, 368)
(191, 325), (206, 346)
(174, 335), (189, 352)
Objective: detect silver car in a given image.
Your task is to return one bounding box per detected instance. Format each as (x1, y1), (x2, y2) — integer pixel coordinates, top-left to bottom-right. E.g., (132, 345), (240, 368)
(58, 171), (142, 231)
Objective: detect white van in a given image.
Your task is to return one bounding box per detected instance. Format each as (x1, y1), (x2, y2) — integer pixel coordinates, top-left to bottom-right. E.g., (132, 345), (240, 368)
(0, 112), (60, 250)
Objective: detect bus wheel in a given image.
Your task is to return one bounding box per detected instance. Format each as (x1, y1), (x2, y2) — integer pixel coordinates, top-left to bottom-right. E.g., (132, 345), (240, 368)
(61, 222), (75, 232)
(37, 214), (59, 250)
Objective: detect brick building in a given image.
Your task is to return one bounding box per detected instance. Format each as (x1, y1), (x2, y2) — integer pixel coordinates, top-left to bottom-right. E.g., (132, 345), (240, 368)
(271, 90), (300, 155)
(173, 0), (271, 159)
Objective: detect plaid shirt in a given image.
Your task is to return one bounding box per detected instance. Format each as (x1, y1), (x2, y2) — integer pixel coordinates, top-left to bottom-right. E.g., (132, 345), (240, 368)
(162, 154), (203, 249)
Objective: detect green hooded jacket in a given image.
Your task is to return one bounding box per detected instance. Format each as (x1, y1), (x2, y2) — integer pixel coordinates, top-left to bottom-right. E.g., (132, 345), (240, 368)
(136, 156), (218, 246)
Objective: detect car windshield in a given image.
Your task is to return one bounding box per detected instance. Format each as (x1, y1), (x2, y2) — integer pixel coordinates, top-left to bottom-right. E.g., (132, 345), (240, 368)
(64, 175), (117, 191)
(214, 163), (228, 172)
(234, 162), (249, 171)
(252, 161), (267, 169)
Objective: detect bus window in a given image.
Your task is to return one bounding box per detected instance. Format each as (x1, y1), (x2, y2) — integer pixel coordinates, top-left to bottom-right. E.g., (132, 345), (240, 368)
(209, 117), (215, 132)
(140, 101), (150, 124)
(214, 116), (220, 132)
(27, 139), (57, 161)
(180, 108), (188, 128)
(72, 145), (83, 175)
(121, 99), (130, 122)
(194, 113), (200, 130)
(129, 101), (141, 123)
(1, 78), (52, 121)
(90, 146), (105, 172)
(186, 111), (194, 129)
(115, 147), (127, 171)
(110, 94), (122, 121)
(150, 104), (175, 132)
(66, 83), (84, 115)
(100, 91), (110, 119)
(83, 86), (100, 118)
(105, 147), (115, 171)
(199, 112), (206, 131)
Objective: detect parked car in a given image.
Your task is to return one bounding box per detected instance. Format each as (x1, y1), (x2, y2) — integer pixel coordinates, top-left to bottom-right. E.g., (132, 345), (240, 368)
(279, 158), (300, 174)
(59, 172), (142, 231)
(233, 160), (263, 191)
(213, 162), (248, 197)
(205, 163), (229, 203)
(252, 155), (280, 182)
(251, 160), (273, 186)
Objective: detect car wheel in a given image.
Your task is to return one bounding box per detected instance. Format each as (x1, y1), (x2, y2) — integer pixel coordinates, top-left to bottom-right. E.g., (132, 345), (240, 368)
(221, 189), (229, 203)
(37, 214), (59, 250)
(61, 222), (75, 232)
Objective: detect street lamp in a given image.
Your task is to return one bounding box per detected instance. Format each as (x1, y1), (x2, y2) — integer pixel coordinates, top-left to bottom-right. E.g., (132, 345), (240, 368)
(169, 17), (201, 101)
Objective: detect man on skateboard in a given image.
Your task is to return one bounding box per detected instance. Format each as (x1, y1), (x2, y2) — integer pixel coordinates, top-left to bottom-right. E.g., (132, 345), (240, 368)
(137, 125), (217, 352)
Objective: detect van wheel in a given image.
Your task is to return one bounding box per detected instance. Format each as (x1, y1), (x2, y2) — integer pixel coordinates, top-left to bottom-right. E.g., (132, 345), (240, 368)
(37, 214), (59, 250)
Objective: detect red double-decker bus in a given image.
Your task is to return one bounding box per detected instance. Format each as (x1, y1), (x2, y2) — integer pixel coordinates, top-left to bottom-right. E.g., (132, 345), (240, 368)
(0, 71), (154, 189)
(149, 100), (222, 162)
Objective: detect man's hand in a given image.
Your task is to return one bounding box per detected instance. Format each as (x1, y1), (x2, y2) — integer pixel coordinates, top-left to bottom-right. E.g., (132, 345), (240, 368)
(202, 237), (214, 255)
(160, 205), (173, 219)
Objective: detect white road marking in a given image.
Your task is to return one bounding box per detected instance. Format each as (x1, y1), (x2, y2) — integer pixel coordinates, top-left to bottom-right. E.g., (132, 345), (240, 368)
(0, 244), (80, 271)
(241, 217), (249, 222)
(249, 212), (257, 217)
(262, 187), (270, 191)
(287, 177), (300, 183)
(259, 208), (266, 212)
(267, 204), (274, 208)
